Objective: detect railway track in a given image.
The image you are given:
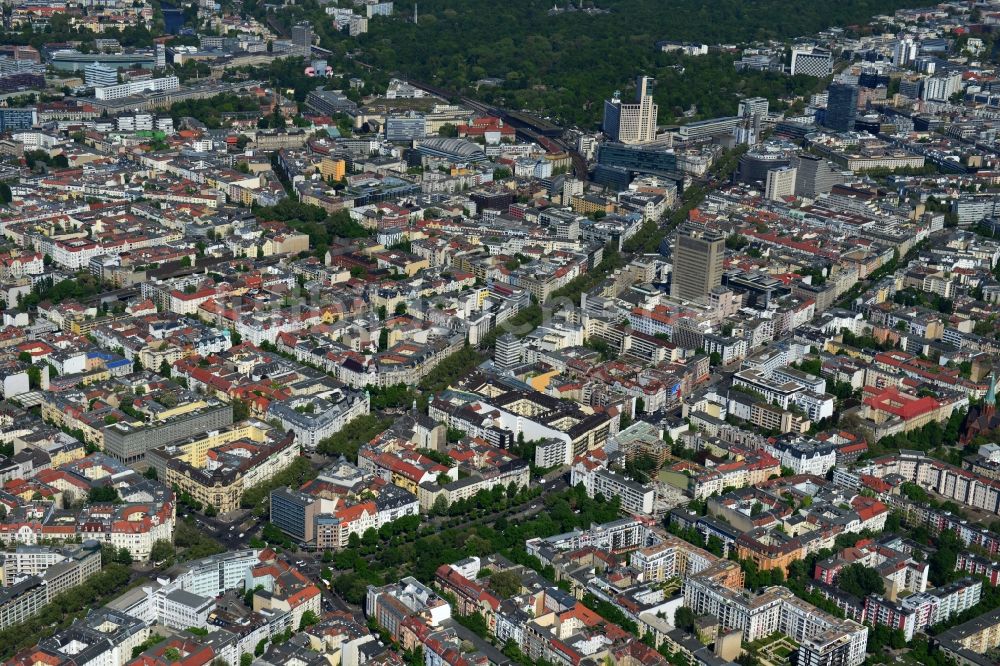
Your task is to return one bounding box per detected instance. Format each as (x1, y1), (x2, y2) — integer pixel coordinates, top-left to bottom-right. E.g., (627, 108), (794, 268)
(383, 79), (589, 177)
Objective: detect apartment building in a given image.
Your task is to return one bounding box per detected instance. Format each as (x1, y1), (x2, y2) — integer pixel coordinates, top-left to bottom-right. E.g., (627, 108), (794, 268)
(576, 464), (655, 515)
(864, 578), (982, 641)
(815, 540), (928, 598)
(0, 477), (175, 563)
(684, 578), (867, 665)
(267, 390), (371, 450)
(937, 607), (1000, 663)
(24, 607), (149, 666)
(797, 630), (853, 666)
(956, 552), (1000, 587)
(0, 577), (47, 630)
(1, 542), (101, 587)
(629, 534), (743, 588)
(366, 577), (452, 641)
(526, 518), (656, 561)
(867, 452), (1000, 516)
(416, 442), (530, 511)
(430, 386), (613, 468)
(270, 462), (419, 550)
(764, 438), (838, 477)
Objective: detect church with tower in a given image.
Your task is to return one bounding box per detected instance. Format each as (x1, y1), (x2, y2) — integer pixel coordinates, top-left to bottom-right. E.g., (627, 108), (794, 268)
(961, 374), (1000, 445)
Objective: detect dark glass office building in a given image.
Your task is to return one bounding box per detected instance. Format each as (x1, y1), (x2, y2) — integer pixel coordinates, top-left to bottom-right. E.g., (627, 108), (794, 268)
(594, 143), (678, 190)
(825, 83), (859, 132)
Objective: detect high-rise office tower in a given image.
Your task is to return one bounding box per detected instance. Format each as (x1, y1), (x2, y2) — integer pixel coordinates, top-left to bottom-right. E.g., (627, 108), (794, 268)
(733, 116), (757, 146)
(292, 22), (314, 53)
(898, 77), (922, 99)
(670, 225), (725, 304)
(790, 48), (833, 77)
(494, 334), (523, 370)
(737, 97), (769, 121)
(765, 166), (797, 201)
(825, 83), (858, 132)
(603, 75), (658, 144)
(790, 153), (845, 198)
(737, 96), (768, 144)
(922, 71), (961, 101)
(893, 37), (918, 67)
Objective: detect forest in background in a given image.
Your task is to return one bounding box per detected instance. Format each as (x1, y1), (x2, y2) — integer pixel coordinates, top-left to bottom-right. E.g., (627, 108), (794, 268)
(249, 0), (939, 126)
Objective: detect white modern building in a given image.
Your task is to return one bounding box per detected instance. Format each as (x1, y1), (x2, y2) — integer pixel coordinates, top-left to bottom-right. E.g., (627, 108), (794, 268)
(84, 61), (118, 88)
(603, 75), (658, 144)
(570, 463), (655, 515)
(790, 48), (833, 77)
(94, 76), (179, 101)
(893, 37), (918, 67)
(922, 71), (962, 102)
(173, 549), (262, 598)
(685, 577), (867, 666)
(153, 587), (215, 630)
(765, 166), (797, 201)
(733, 367), (834, 421)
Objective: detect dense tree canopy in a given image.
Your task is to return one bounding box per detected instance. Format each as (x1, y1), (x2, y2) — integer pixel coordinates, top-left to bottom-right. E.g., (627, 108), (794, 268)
(254, 201), (369, 257)
(0, 564), (132, 659)
(246, 0), (931, 126)
(169, 93), (262, 129)
(19, 272), (104, 310)
(241, 457), (317, 513)
(487, 570), (523, 598)
(836, 563), (885, 598)
(317, 414), (392, 460)
(332, 485), (620, 605)
(87, 485), (121, 504)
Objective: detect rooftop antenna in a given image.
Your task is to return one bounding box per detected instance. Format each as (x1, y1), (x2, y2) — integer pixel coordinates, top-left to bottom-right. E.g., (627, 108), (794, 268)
(413, 3), (417, 24)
